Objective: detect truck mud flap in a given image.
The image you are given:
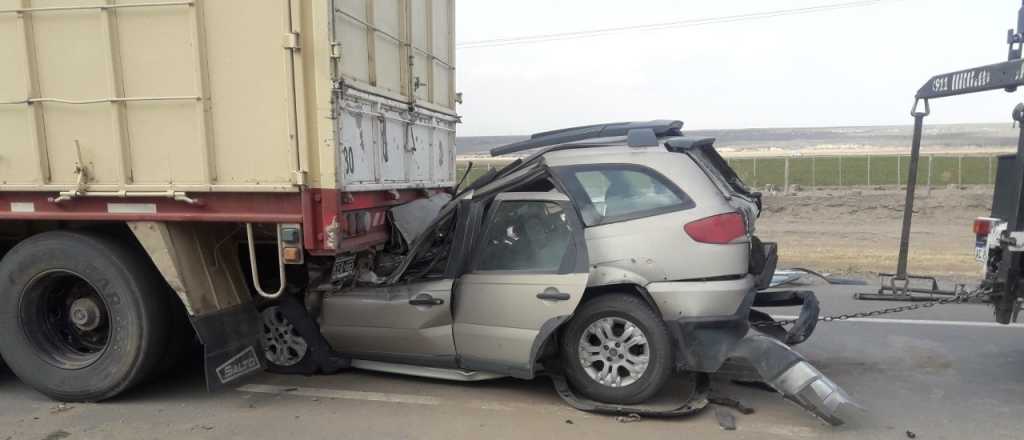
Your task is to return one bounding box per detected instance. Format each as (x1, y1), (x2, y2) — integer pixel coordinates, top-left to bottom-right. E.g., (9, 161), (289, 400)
(728, 335), (860, 426)
(546, 372), (710, 419)
(750, 290), (820, 345)
(190, 303), (265, 391)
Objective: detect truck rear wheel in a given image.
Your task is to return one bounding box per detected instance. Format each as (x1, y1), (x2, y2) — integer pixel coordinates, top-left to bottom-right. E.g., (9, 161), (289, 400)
(0, 231), (170, 401)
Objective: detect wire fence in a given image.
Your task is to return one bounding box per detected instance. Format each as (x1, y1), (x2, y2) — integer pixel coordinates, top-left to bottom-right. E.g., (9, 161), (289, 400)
(724, 154), (1003, 190)
(456, 153), (1007, 190)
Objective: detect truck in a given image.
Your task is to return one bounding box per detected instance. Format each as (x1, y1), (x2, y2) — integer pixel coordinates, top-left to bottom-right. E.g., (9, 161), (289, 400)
(0, 0), (457, 400)
(0, 3), (850, 425)
(877, 1), (1024, 323)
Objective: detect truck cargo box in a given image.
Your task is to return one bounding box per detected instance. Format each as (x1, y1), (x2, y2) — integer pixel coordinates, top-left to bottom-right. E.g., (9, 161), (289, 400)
(0, 0), (456, 195)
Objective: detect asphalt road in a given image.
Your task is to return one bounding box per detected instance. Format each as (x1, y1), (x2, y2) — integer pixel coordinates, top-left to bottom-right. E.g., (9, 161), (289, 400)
(1, 285), (1022, 440)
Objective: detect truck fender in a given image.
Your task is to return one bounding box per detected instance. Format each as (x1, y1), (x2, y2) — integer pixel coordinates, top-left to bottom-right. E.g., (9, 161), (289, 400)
(129, 221), (264, 390)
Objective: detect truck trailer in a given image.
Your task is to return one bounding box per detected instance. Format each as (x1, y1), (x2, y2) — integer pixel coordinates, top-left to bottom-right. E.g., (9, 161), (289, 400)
(0, 0), (457, 400)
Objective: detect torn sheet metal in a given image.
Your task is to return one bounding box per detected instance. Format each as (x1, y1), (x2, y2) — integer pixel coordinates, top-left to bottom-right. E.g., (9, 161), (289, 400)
(771, 268), (869, 287)
(770, 270), (803, 288)
(390, 193), (452, 244)
(714, 407), (736, 430)
(750, 290), (820, 345)
(548, 371), (710, 419)
(727, 335), (861, 426)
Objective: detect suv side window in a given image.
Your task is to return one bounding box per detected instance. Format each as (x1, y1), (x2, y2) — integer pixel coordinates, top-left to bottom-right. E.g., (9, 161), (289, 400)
(475, 201), (573, 272)
(555, 165), (694, 226)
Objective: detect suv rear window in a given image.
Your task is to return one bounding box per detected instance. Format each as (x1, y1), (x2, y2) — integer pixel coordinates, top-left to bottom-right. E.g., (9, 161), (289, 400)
(554, 164), (694, 226)
(689, 144), (757, 198)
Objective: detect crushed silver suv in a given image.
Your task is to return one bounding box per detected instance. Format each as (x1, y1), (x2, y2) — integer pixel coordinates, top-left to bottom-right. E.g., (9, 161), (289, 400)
(262, 120), (856, 425)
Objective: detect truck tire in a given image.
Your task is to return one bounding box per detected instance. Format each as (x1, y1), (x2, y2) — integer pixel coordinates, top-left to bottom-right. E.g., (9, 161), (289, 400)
(560, 293), (673, 405)
(0, 231), (171, 401)
(151, 293), (198, 380)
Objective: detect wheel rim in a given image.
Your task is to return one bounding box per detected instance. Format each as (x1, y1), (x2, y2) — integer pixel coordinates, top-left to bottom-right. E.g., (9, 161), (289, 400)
(19, 270), (110, 369)
(260, 306), (308, 367)
(577, 316), (650, 388)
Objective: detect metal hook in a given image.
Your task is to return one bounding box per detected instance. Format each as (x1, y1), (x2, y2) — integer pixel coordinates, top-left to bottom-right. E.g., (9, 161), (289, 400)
(911, 98), (931, 117)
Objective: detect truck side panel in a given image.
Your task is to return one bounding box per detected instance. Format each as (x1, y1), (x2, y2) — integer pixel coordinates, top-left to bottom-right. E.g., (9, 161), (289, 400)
(332, 0), (455, 111)
(0, 0), (298, 191)
(0, 0), (456, 195)
(0, 2), (39, 186)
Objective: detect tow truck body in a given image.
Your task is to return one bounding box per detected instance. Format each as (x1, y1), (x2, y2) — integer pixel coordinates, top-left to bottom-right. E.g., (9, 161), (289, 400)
(863, 1), (1024, 324)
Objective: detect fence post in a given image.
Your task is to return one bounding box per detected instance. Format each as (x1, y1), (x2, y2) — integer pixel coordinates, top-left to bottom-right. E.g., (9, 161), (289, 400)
(989, 155), (994, 184)
(954, 155), (962, 186)
(784, 157), (790, 192)
(958, 155), (963, 187)
(811, 156), (817, 189)
(867, 155), (872, 186)
(897, 155), (902, 188)
(752, 157), (758, 187)
(838, 156), (843, 186)
(927, 155), (933, 193)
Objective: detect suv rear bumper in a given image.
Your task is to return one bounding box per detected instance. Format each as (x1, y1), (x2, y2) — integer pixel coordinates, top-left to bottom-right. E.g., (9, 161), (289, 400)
(662, 285), (755, 373)
(658, 287), (853, 425)
(655, 281), (821, 372)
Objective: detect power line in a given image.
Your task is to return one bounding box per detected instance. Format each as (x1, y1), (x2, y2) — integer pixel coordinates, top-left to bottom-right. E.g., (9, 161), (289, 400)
(457, 0), (900, 50)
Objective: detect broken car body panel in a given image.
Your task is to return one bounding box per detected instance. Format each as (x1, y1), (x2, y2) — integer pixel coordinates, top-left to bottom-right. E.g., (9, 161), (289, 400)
(728, 335), (860, 426)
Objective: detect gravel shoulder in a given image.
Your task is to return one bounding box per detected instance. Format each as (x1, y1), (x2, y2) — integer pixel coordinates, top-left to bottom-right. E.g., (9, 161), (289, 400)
(757, 186), (992, 283)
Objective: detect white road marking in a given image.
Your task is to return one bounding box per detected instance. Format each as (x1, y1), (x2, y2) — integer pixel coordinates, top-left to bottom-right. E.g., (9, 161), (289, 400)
(239, 384), (442, 406)
(772, 315), (1024, 328)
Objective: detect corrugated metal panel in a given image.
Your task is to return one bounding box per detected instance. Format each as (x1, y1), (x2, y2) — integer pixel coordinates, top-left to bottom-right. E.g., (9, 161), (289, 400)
(335, 91), (455, 190)
(331, 0), (456, 115)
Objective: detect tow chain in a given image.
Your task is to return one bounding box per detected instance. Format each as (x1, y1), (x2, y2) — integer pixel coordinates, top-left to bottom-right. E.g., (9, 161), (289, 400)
(752, 286), (992, 328)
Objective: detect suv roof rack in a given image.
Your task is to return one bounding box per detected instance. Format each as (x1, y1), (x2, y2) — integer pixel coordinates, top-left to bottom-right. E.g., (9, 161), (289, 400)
(489, 120), (684, 156)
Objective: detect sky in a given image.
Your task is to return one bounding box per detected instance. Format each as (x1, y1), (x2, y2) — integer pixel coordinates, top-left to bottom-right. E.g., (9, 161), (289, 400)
(455, 0), (1024, 136)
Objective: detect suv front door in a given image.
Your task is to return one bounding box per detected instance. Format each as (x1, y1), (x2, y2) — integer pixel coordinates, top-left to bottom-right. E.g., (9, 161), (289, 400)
(454, 192), (590, 378)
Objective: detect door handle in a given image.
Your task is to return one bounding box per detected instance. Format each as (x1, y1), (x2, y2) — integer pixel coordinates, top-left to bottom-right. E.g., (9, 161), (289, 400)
(537, 289), (571, 301)
(409, 295), (444, 306)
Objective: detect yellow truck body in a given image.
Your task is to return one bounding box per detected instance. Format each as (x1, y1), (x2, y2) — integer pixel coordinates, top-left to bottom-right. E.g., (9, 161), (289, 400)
(0, 0), (457, 195)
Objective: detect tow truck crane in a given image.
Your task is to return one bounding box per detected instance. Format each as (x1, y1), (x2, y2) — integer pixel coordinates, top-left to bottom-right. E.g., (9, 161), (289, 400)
(859, 1), (1024, 324)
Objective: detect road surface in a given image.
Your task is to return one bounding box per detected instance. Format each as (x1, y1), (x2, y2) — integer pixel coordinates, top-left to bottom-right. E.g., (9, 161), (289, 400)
(1, 285), (1022, 439)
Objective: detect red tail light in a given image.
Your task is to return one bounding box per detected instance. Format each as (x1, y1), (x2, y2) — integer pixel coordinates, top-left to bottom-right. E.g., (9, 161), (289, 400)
(685, 212), (747, 244)
(973, 218), (994, 236)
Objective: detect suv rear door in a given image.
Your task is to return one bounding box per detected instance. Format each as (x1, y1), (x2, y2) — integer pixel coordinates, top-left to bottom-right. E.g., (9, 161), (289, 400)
(453, 192), (589, 377)
(668, 138), (761, 223)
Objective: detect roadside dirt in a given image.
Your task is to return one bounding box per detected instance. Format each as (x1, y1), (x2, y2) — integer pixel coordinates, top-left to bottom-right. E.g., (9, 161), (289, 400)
(756, 186), (992, 284)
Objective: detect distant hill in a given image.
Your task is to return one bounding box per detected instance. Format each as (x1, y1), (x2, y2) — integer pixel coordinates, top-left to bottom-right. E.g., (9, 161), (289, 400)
(455, 123), (1019, 155)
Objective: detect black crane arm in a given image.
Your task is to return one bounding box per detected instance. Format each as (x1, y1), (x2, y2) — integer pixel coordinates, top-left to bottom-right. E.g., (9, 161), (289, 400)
(915, 59), (1024, 100)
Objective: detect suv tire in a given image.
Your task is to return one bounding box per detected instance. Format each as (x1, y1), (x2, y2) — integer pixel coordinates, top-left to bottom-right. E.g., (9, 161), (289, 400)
(0, 231), (171, 402)
(560, 293), (673, 405)
(259, 302), (313, 372)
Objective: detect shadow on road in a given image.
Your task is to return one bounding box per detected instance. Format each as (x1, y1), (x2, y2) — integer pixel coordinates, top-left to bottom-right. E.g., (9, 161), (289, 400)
(116, 354), (208, 403)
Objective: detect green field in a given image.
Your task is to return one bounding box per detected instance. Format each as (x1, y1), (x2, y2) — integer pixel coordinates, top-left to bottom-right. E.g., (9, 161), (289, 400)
(723, 154), (998, 188)
(457, 154), (1001, 189)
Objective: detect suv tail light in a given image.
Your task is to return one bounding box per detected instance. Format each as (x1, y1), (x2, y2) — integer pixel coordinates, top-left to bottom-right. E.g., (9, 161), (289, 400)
(685, 212), (747, 244)
(973, 218), (994, 236)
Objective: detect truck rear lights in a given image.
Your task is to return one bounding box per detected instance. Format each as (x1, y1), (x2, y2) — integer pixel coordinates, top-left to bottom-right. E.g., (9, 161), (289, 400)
(685, 212), (746, 244)
(280, 226), (301, 244)
(282, 247), (303, 264)
(973, 218), (995, 236)
(277, 224), (304, 265)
